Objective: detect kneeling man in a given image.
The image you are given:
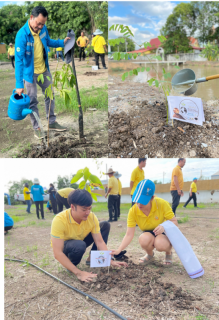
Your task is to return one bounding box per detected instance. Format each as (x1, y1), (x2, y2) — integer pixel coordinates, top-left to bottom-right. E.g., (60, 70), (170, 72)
(51, 189), (127, 282)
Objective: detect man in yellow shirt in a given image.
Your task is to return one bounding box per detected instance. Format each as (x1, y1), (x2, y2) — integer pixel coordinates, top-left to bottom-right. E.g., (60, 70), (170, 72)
(56, 40), (64, 61)
(170, 158), (186, 215)
(76, 31), (89, 61)
(23, 183), (32, 214)
(111, 180), (178, 265)
(51, 189), (127, 282)
(183, 178), (199, 208)
(115, 172), (122, 219)
(8, 43), (15, 69)
(130, 158), (146, 206)
(105, 168), (119, 222)
(15, 6), (70, 139)
(91, 29), (107, 69)
(56, 188), (75, 213)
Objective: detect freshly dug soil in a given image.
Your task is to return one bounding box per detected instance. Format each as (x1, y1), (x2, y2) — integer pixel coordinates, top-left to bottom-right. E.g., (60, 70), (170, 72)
(82, 260), (206, 316)
(108, 77), (219, 158)
(84, 72), (98, 76)
(16, 136), (109, 158)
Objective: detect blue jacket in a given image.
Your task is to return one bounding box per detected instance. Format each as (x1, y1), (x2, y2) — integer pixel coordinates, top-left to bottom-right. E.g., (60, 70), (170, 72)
(15, 20), (64, 89)
(4, 212), (14, 228)
(31, 184), (44, 201)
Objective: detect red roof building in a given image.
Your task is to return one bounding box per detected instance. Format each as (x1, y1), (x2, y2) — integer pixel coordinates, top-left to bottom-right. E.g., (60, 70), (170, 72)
(128, 37), (162, 53)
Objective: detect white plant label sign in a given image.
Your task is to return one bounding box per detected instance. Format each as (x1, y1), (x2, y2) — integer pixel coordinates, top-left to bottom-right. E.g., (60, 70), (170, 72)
(90, 251), (111, 268)
(167, 96), (205, 126)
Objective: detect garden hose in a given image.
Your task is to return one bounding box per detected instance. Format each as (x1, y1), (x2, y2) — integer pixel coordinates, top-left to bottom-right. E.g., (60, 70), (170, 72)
(4, 258), (127, 320)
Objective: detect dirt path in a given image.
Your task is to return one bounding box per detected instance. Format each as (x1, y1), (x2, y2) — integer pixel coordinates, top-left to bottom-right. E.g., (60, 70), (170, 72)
(108, 75), (219, 158)
(0, 57), (108, 158)
(4, 204), (219, 319)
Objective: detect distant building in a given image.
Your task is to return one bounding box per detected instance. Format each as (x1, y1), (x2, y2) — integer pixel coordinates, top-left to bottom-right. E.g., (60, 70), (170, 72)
(211, 171), (219, 180)
(128, 37), (162, 55)
(189, 37), (203, 53)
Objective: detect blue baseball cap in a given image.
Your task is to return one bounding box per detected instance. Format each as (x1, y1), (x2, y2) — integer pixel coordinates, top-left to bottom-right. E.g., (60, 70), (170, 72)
(132, 179), (155, 205)
(193, 178), (198, 181)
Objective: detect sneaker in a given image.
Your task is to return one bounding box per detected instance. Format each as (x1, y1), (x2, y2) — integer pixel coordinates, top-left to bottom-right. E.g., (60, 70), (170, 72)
(34, 130), (44, 140)
(49, 122), (67, 132)
(103, 67), (107, 69)
(42, 218), (45, 220)
(108, 220), (113, 222)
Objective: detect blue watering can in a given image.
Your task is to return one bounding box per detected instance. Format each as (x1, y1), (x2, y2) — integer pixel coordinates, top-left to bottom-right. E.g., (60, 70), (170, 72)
(8, 89), (32, 120)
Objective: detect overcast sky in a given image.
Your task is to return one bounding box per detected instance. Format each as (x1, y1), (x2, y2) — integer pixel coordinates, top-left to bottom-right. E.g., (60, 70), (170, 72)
(109, 1), (183, 48)
(3, 158), (219, 192)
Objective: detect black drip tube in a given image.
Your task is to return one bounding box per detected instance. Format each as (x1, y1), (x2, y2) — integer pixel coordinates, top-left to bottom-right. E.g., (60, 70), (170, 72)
(4, 258), (127, 320)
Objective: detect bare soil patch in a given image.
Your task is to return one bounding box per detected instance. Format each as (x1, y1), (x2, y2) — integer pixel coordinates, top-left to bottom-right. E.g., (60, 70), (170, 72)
(108, 76), (219, 158)
(4, 204), (219, 319)
(0, 58), (108, 158)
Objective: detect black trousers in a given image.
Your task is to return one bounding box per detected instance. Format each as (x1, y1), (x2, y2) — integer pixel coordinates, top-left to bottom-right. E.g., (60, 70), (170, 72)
(50, 195), (58, 214)
(56, 192), (70, 213)
(5, 226), (13, 232)
(10, 55), (15, 68)
(63, 221), (110, 266)
(117, 195), (121, 217)
(79, 47), (85, 60)
(171, 190), (181, 216)
(35, 201), (44, 219)
(95, 52), (106, 68)
(108, 195), (118, 221)
(184, 192), (197, 207)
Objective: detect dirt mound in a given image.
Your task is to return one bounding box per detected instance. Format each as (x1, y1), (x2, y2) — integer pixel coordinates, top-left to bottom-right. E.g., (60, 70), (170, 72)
(84, 72), (98, 76)
(108, 102), (219, 158)
(16, 137), (109, 158)
(82, 261), (202, 315)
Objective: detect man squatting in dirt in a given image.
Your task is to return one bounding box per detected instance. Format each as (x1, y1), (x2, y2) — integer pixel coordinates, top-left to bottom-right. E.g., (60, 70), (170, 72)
(170, 158), (186, 216)
(51, 189), (127, 282)
(15, 6), (70, 139)
(111, 180), (178, 265)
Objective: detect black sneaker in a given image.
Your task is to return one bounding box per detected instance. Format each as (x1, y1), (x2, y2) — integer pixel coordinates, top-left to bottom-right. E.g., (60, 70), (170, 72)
(103, 67), (107, 69)
(49, 122), (67, 132)
(42, 218), (45, 220)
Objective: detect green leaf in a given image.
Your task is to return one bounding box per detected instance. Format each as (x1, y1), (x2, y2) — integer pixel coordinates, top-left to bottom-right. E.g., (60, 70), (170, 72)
(129, 70), (133, 76)
(71, 172), (83, 183)
(128, 53), (133, 59)
(120, 38), (125, 43)
(148, 78), (154, 86)
(133, 69), (138, 75)
(125, 53), (128, 60)
(120, 53), (125, 60)
(86, 185), (91, 193)
(89, 174), (103, 187)
(133, 53), (137, 59)
(122, 73), (126, 81)
(83, 167), (90, 183)
(91, 193), (97, 201)
(37, 74), (44, 84)
(137, 67), (141, 73)
(162, 68), (166, 74)
(146, 67), (150, 72)
(158, 35), (166, 42)
(175, 66), (180, 69)
(155, 79), (159, 88)
(113, 52), (118, 61)
(141, 67), (145, 72)
(164, 72), (171, 79)
(79, 181), (86, 189)
(125, 72), (129, 78)
(46, 76), (51, 81)
(144, 42), (151, 49)
(155, 55), (162, 61)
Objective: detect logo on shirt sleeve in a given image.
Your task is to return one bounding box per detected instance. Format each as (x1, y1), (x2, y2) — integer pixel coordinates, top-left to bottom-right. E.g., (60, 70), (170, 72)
(16, 47), (20, 52)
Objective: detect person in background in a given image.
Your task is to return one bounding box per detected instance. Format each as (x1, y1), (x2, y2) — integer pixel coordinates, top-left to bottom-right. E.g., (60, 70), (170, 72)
(56, 188), (74, 213)
(114, 172), (122, 219)
(46, 201), (52, 212)
(105, 168), (118, 222)
(8, 43), (15, 68)
(48, 183), (58, 215)
(56, 39), (64, 61)
(91, 29), (107, 69)
(31, 178), (45, 220)
(111, 180), (178, 266)
(76, 31), (89, 61)
(51, 189), (127, 282)
(130, 158), (146, 206)
(4, 212), (14, 235)
(183, 178), (199, 208)
(170, 158), (186, 215)
(23, 182), (32, 214)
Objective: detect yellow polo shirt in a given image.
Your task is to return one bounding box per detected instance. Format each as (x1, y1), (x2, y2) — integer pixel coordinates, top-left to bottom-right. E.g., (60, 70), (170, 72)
(50, 209), (100, 245)
(56, 47), (63, 52)
(191, 182), (197, 193)
(77, 36), (88, 47)
(8, 47), (15, 56)
(29, 22), (46, 74)
(91, 36), (106, 54)
(108, 176), (118, 195)
(127, 197), (174, 231)
(57, 188), (74, 198)
(23, 187), (31, 200)
(170, 165), (184, 191)
(130, 166), (145, 195)
(118, 179), (122, 196)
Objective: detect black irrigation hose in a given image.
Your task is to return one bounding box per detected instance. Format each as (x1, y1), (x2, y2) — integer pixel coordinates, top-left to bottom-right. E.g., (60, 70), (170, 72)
(5, 258), (127, 320)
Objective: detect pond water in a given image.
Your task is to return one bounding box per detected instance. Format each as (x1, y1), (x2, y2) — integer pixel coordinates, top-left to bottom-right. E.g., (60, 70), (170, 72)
(109, 61), (219, 102)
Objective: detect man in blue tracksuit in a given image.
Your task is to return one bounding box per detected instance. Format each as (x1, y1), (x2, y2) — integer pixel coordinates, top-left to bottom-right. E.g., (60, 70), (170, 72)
(4, 212), (14, 235)
(31, 178), (45, 219)
(15, 6), (70, 139)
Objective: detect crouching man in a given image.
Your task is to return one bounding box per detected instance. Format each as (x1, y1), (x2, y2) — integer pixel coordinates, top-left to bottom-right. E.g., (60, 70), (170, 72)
(51, 189), (127, 282)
